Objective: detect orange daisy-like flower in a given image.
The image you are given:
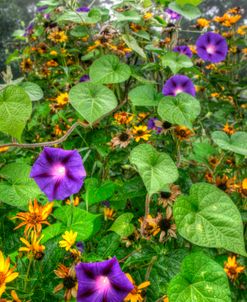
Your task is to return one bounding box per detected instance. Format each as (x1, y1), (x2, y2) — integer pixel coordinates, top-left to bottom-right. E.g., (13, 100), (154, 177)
(223, 122), (235, 135)
(132, 126), (151, 142)
(20, 58), (33, 72)
(124, 273), (150, 302)
(196, 18), (210, 28)
(48, 30), (68, 43)
(0, 251), (19, 298)
(224, 256), (245, 281)
(19, 231), (45, 260)
(114, 112), (134, 125)
(54, 264), (77, 301)
(0, 147), (9, 153)
(174, 126), (193, 141)
(13, 199), (53, 236)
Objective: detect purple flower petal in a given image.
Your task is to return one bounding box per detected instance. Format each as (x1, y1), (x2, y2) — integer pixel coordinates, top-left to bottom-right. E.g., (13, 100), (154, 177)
(30, 147), (86, 201)
(196, 32), (228, 63)
(79, 75), (90, 82)
(173, 45), (193, 58)
(162, 75), (196, 97)
(76, 257), (134, 302)
(164, 8), (181, 21)
(77, 6), (90, 13)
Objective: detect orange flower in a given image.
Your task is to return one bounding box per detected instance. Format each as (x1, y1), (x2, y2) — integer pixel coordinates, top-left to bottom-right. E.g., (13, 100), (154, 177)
(114, 112), (134, 125)
(174, 126), (193, 141)
(132, 126), (151, 142)
(237, 25), (247, 35)
(20, 58), (33, 72)
(19, 231), (45, 260)
(223, 122), (235, 135)
(13, 199), (53, 236)
(0, 251), (19, 298)
(124, 273), (150, 302)
(0, 147), (9, 153)
(224, 256), (245, 281)
(197, 18), (210, 28)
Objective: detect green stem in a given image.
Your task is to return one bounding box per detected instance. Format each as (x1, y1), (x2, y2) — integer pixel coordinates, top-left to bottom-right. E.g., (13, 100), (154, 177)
(24, 257), (33, 291)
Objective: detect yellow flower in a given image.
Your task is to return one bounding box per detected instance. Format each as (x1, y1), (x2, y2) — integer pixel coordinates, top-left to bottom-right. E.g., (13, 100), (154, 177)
(197, 18), (210, 28)
(188, 45), (197, 55)
(0, 146), (9, 153)
(143, 12), (153, 20)
(114, 112), (134, 125)
(224, 256), (245, 281)
(104, 208), (116, 221)
(56, 92), (69, 106)
(211, 92), (220, 98)
(59, 230), (77, 251)
(13, 199), (53, 236)
(0, 251), (19, 298)
(214, 14), (241, 27)
(174, 126), (193, 141)
(237, 25), (247, 35)
(163, 297), (169, 302)
(132, 126), (151, 142)
(87, 40), (102, 52)
(19, 231), (45, 259)
(50, 50), (58, 56)
(124, 273), (150, 302)
(242, 48), (247, 55)
(65, 196), (80, 206)
(223, 122), (235, 135)
(48, 31), (68, 43)
(46, 60), (58, 67)
(20, 58), (33, 72)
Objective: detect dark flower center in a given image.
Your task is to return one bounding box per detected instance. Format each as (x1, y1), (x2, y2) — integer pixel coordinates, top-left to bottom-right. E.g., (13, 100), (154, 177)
(35, 251), (44, 260)
(160, 219), (171, 231)
(63, 276), (76, 289)
(218, 183), (227, 191)
(137, 130), (144, 135)
(54, 34), (62, 39)
(161, 192), (171, 199)
(162, 121), (172, 129)
(179, 130), (187, 137)
(119, 133), (130, 141)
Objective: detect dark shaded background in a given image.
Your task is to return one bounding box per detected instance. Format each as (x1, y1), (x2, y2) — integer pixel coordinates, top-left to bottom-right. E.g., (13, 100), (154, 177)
(0, 0), (246, 75)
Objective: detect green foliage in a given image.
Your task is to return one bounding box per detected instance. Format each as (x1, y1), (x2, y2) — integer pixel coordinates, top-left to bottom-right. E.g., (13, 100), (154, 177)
(212, 131), (247, 156)
(69, 82), (118, 124)
(110, 213), (135, 238)
(122, 34), (147, 59)
(158, 93), (201, 129)
(0, 85), (32, 141)
(168, 252), (231, 302)
(174, 183), (246, 255)
(19, 82), (44, 101)
(169, 2), (201, 19)
(89, 55), (131, 84)
(161, 52), (193, 74)
(0, 163), (41, 209)
(129, 85), (164, 106)
(130, 144), (179, 196)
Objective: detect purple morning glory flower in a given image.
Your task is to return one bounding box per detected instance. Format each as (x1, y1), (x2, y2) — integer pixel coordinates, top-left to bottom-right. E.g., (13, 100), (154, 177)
(165, 8), (181, 21)
(162, 75), (196, 97)
(148, 118), (162, 134)
(24, 22), (34, 36)
(30, 147), (86, 201)
(79, 75), (90, 82)
(173, 45), (193, 58)
(76, 257), (134, 302)
(77, 6), (90, 13)
(196, 32), (228, 63)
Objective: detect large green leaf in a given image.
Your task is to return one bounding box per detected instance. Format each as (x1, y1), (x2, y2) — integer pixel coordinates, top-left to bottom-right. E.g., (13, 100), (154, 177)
(174, 183), (246, 256)
(161, 52), (193, 74)
(110, 213), (135, 238)
(19, 82), (44, 101)
(41, 223), (64, 243)
(69, 82), (117, 124)
(130, 144), (178, 196)
(0, 163), (41, 209)
(89, 55), (131, 84)
(176, 0), (202, 6)
(84, 178), (116, 206)
(168, 252), (231, 302)
(158, 93), (201, 129)
(0, 85), (32, 141)
(212, 131), (247, 156)
(122, 34), (146, 59)
(129, 85), (164, 106)
(115, 10), (142, 22)
(57, 9), (101, 24)
(169, 2), (201, 20)
(54, 206), (101, 241)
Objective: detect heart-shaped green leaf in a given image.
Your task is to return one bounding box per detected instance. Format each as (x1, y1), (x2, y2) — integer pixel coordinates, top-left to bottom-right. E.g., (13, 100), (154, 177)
(0, 163), (41, 209)
(176, 0), (202, 6)
(161, 52), (193, 74)
(69, 82), (117, 124)
(89, 55), (131, 84)
(174, 183), (246, 256)
(158, 93), (201, 129)
(130, 144), (178, 196)
(169, 2), (201, 20)
(0, 85), (32, 141)
(110, 213), (135, 238)
(54, 206), (101, 241)
(19, 82), (44, 101)
(122, 34), (146, 59)
(129, 85), (164, 106)
(212, 131), (247, 156)
(168, 252), (231, 302)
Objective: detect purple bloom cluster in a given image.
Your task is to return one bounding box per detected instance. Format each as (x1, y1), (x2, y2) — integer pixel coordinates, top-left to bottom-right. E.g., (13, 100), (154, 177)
(148, 118), (162, 134)
(165, 8), (181, 21)
(77, 6), (90, 13)
(162, 75), (196, 97)
(76, 257), (133, 302)
(79, 74), (90, 82)
(196, 32), (228, 63)
(173, 45), (193, 58)
(30, 147), (86, 201)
